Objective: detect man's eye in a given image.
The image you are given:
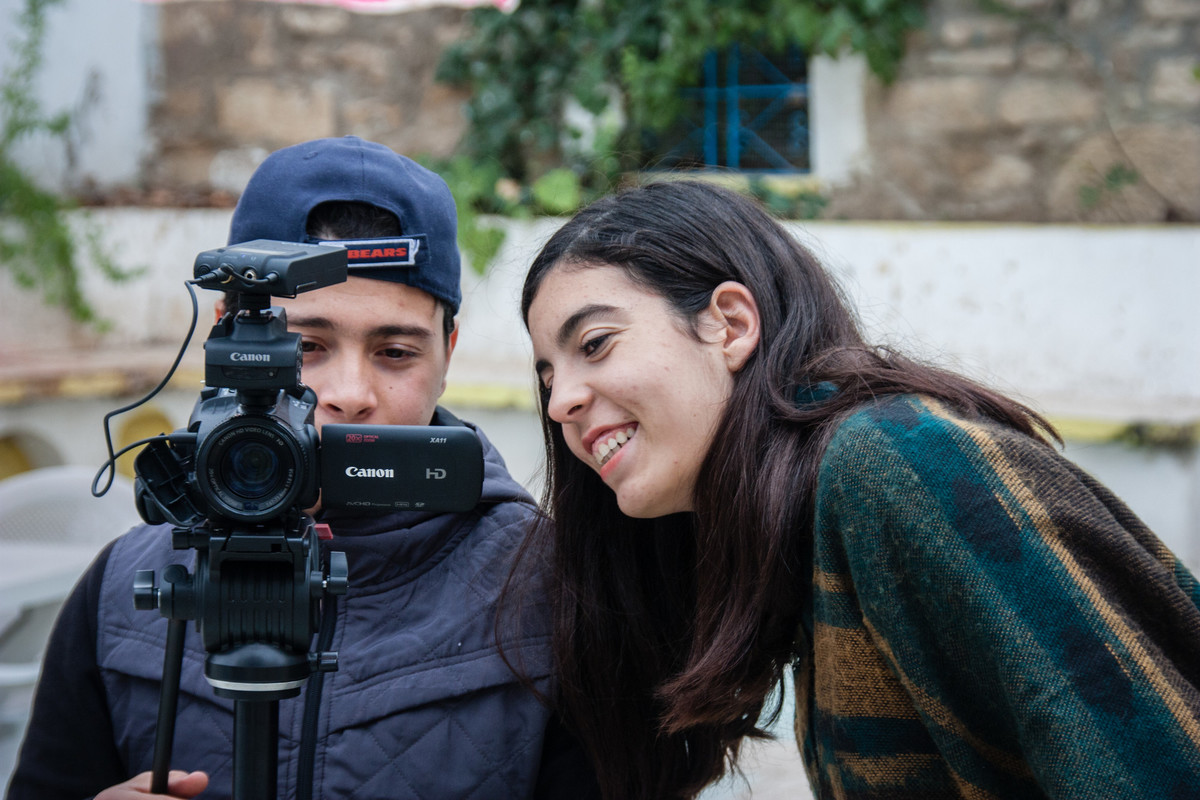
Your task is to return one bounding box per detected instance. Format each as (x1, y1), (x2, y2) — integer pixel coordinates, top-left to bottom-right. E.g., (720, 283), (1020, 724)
(381, 347), (415, 359)
(300, 341), (320, 353)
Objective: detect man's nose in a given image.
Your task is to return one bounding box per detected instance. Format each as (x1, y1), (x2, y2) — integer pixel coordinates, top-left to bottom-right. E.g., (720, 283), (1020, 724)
(316, 356), (377, 422)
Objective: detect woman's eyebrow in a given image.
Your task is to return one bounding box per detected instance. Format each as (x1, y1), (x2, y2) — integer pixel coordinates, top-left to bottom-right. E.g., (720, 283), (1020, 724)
(556, 303), (619, 348)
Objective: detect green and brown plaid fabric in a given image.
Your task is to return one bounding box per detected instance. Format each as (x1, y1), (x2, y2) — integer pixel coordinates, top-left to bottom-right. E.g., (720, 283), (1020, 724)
(797, 394), (1200, 799)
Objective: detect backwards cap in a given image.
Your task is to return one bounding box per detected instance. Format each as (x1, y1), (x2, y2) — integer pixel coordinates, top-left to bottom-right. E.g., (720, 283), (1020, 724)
(228, 135), (461, 314)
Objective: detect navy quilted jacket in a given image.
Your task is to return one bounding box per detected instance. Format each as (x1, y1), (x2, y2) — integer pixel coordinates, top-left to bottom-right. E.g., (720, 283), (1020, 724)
(8, 415), (593, 800)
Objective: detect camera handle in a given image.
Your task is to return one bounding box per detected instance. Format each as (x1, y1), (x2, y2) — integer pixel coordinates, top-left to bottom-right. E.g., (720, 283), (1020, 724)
(135, 523), (347, 800)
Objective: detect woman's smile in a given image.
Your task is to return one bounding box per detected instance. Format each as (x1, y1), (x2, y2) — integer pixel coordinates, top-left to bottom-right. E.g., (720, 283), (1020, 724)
(586, 423), (638, 468)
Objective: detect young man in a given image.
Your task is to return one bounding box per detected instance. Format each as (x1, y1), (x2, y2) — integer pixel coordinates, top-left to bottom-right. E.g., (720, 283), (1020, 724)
(6, 136), (593, 800)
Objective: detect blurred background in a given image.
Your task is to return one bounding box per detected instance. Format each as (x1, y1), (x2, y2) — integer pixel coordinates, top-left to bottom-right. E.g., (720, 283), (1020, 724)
(0, 0), (1197, 795)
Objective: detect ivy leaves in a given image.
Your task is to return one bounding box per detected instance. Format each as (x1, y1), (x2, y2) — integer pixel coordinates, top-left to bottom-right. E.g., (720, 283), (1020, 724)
(435, 0), (924, 271)
(1, 0), (135, 324)
(439, 0), (927, 187)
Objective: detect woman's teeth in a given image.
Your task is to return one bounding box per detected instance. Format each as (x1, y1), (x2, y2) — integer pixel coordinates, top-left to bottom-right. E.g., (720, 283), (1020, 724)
(595, 427), (636, 467)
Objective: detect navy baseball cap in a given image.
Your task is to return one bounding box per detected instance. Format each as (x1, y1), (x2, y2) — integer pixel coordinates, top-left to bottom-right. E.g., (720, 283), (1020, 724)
(228, 135), (462, 314)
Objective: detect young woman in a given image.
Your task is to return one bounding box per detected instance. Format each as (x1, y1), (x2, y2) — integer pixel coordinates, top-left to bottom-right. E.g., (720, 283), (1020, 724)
(519, 180), (1200, 799)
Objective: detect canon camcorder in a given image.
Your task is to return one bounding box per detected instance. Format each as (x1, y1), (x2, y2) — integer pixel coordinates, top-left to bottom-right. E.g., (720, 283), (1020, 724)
(134, 239), (483, 531)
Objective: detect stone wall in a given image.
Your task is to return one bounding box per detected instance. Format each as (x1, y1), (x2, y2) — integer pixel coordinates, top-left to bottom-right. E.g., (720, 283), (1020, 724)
(110, 0), (1200, 222)
(831, 0), (1200, 222)
(148, 1), (471, 194)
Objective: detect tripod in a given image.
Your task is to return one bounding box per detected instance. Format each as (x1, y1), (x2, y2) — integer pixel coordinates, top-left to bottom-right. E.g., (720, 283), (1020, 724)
(134, 519), (347, 799)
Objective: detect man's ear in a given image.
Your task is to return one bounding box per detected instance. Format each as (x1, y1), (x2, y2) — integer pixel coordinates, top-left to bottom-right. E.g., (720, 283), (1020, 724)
(213, 298), (226, 324)
(438, 320), (460, 396)
(707, 281), (760, 372)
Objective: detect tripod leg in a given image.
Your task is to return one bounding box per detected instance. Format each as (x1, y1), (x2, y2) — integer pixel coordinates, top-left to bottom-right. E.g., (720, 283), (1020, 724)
(150, 618), (188, 794)
(232, 699), (280, 800)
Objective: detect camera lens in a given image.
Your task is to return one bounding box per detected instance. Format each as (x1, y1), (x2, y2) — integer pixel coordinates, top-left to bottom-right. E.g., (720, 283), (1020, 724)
(222, 440), (282, 499)
(197, 413), (308, 523)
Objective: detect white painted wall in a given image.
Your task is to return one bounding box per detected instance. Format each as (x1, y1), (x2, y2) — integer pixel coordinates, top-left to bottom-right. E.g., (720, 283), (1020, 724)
(810, 53), (870, 185)
(465, 218), (1200, 424)
(0, 0), (154, 191)
(796, 222), (1200, 423)
(27, 210), (1196, 421)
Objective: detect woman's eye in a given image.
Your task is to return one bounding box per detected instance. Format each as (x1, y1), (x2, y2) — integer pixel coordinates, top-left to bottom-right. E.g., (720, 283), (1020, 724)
(300, 341), (321, 354)
(581, 334), (610, 357)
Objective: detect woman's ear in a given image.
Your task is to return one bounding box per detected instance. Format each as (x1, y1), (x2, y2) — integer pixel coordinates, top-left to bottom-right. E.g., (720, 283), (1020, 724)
(707, 281), (760, 372)
(213, 298), (226, 324)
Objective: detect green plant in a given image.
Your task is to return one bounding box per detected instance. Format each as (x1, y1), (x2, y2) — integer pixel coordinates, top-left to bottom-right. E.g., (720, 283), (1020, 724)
(1078, 163), (1140, 211)
(420, 155), (512, 276)
(438, 0), (927, 193)
(0, 0), (133, 325)
(530, 168), (583, 215)
(422, 156), (590, 275)
(746, 175), (829, 219)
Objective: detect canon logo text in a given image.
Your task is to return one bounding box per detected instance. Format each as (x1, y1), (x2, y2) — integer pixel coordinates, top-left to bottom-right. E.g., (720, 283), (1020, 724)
(345, 466), (395, 478)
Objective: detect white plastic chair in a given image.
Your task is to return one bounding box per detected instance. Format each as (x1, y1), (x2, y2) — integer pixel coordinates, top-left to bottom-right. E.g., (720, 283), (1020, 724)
(0, 464), (140, 546)
(0, 465), (142, 777)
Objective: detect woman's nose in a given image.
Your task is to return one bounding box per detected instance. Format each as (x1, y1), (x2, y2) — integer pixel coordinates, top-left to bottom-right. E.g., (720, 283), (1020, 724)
(546, 373), (589, 423)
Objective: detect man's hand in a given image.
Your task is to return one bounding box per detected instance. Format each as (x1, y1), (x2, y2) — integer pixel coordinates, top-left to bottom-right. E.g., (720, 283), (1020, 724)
(95, 770), (209, 799)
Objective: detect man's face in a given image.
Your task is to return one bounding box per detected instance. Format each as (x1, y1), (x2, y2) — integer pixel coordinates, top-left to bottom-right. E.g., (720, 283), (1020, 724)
(272, 276), (457, 430)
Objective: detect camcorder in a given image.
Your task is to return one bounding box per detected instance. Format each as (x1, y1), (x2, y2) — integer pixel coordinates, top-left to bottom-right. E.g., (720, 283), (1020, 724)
(127, 239), (483, 798)
(136, 239), (484, 530)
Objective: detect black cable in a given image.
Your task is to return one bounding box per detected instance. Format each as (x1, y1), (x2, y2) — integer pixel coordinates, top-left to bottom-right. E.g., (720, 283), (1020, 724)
(92, 279), (202, 498)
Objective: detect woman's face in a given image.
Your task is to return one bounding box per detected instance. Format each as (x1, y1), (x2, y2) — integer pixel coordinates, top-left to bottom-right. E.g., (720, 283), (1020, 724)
(527, 263), (739, 518)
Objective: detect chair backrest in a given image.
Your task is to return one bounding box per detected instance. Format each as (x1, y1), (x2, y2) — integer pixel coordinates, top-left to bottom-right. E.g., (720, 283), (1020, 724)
(0, 464), (142, 547)
(0, 466), (145, 782)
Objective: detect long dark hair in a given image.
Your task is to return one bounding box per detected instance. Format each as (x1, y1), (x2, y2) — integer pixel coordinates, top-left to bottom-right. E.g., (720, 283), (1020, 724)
(517, 180), (1055, 799)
